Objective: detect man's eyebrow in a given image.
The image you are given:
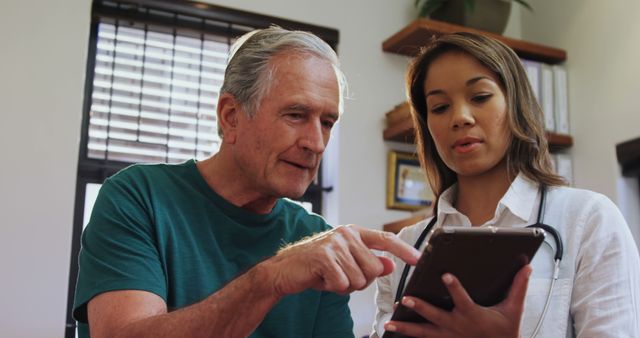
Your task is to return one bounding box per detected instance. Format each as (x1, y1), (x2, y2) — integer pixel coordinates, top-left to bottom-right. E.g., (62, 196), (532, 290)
(285, 104), (313, 112)
(285, 104), (339, 120)
(325, 112), (339, 121)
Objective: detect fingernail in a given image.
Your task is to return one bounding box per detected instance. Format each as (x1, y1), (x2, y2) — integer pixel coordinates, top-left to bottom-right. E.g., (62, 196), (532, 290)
(402, 297), (415, 308)
(526, 266), (533, 278)
(442, 273), (453, 284)
(385, 323), (397, 331)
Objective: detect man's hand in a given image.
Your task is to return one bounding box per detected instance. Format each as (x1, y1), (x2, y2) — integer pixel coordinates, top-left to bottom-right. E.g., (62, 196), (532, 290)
(87, 225), (418, 338)
(260, 224), (421, 296)
(383, 264), (532, 338)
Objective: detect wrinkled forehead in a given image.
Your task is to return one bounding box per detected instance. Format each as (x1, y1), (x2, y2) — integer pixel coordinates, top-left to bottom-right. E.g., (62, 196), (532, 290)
(266, 51), (345, 113)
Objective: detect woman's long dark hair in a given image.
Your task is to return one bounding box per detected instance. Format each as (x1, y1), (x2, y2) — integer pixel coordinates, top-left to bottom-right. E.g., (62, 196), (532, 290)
(406, 32), (566, 204)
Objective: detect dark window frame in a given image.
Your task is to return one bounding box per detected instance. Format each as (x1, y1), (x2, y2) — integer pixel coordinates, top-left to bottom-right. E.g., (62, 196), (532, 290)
(66, 1), (338, 336)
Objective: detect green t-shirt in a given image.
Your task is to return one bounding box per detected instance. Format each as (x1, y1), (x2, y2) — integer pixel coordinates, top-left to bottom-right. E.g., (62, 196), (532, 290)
(73, 160), (353, 337)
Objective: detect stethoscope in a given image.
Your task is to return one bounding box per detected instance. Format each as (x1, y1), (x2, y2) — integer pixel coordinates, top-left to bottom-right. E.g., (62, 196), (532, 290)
(394, 185), (564, 338)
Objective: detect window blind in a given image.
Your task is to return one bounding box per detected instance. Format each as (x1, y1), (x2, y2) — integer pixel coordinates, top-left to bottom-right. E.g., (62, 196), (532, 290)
(82, 0), (338, 166)
(88, 17), (234, 163)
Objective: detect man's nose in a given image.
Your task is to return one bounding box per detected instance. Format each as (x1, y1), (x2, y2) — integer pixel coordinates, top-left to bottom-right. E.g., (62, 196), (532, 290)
(299, 120), (327, 154)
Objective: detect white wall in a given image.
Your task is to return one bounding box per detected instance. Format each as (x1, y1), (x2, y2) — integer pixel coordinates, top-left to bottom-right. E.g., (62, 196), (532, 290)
(521, 0), (640, 242)
(8, 1), (639, 337)
(0, 0), (422, 336)
(0, 1), (91, 337)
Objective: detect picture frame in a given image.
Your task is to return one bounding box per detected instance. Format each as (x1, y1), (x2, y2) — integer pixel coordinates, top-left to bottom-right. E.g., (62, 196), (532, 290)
(386, 151), (434, 211)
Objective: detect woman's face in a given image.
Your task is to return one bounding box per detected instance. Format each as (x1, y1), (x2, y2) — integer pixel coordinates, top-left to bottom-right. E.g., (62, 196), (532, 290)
(423, 51), (511, 179)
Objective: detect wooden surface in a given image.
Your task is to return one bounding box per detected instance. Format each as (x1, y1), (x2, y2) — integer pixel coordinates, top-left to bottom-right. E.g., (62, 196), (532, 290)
(547, 132), (574, 150)
(383, 212), (430, 234)
(382, 18), (567, 64)
(383, 117), (415, 143)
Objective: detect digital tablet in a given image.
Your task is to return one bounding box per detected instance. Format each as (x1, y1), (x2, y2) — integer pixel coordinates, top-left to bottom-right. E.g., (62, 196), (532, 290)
(383, 226), (545, 337)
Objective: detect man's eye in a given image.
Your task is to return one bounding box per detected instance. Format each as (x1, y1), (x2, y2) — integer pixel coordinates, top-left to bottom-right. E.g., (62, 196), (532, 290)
(472, 94), (492, 103)
(287, 113), (304, 119)
(322, 120), (335, 129)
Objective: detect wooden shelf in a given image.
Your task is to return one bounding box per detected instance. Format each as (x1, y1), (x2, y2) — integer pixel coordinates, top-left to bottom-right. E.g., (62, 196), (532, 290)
(547, 132), (574, 150)
(383, 211), (431, 234)
(383, 117), (573, 150)
(383, 116), (415, 143)
(383, 18), (567, 64)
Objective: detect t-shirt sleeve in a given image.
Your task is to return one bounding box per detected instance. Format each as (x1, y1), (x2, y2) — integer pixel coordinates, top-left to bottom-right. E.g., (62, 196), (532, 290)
(72, 173), (167, 323)
(312, 291), (354, 338)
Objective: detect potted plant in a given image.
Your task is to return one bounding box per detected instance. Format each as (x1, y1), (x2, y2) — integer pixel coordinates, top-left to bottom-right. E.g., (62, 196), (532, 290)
(415, 0), (533, 34)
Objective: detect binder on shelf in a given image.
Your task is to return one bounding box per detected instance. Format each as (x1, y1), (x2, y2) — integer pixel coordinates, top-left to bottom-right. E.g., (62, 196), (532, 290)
(521, 59), (541, 102)
(553, 65), (570, 134)
(540, 63), (556, 132)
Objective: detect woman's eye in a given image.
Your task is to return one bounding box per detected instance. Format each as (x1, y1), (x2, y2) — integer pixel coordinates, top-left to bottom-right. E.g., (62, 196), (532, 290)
(472, 94), (492, 103)
(430, 104), (448, 114)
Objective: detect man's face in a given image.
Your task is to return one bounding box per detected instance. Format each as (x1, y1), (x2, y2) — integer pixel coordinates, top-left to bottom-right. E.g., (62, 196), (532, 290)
(231, 52), (340, 199)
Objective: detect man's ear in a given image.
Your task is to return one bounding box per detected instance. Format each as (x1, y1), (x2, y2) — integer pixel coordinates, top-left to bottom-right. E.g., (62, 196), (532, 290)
(217, 93), (241, 144)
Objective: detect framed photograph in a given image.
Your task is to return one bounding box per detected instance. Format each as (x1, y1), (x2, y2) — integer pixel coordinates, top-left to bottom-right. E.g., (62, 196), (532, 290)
(386, 151), (434, 211)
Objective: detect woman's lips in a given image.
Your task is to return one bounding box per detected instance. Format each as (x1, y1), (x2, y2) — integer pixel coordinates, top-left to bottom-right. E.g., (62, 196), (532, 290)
(452, 137), (482, 154)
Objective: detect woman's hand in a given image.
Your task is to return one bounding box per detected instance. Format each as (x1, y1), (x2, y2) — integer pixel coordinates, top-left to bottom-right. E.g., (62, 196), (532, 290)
(384, 264), (532, 338)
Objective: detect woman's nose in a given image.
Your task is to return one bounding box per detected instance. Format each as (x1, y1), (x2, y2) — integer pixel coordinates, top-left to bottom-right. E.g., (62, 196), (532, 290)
(451, 103), (475, 129)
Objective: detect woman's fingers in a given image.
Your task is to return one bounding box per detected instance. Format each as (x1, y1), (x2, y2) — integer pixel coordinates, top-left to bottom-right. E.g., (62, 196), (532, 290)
(384, 320), (440, 338)
(383, 269), (531, 338)
(400, 296), (450, 327)
(502, 264), (532, 313)
(441, 273), (475, 313)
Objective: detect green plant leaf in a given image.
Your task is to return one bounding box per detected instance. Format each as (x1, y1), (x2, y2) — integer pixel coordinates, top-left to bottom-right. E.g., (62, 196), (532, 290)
(513, 0), (533, 12)
(463, 0), (475, 13)
(417, 0), (531, 17)
(418, 0), (449, 17)
(415, 0), (431, 14)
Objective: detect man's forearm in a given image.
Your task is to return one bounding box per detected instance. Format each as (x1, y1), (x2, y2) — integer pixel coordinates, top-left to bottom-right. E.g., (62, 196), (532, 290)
(92, 225), (420, 338)
(111, 263), (280, 338)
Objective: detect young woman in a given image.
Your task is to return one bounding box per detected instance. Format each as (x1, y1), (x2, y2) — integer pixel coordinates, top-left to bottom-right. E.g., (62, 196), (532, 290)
(372, 32), (640, 338)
